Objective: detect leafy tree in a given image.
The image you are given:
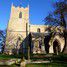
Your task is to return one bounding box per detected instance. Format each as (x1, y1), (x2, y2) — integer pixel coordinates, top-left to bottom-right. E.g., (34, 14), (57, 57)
(44, 0), (67, 53)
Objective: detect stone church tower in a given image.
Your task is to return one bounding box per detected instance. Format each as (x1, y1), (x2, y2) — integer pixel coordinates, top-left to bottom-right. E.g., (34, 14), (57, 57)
(4, 4), (29, 54)
(4, 3), (65, 55)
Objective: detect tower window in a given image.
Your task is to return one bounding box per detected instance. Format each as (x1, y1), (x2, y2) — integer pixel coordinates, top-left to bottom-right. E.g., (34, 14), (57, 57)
(19, 12), (22, 18)
(37, 28), (40, 33)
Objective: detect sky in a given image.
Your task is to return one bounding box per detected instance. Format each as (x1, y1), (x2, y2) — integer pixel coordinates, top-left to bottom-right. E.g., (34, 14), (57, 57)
(0, 0), (57, 30)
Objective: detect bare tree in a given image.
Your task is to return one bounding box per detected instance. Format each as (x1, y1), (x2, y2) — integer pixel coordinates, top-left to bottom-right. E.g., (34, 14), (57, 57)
(0, 30), (6, 53)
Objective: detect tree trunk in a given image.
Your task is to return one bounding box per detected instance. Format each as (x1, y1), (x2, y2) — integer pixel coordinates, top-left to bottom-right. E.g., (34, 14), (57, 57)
(62, 30), (67, 53)
(60, 13), (67, 53)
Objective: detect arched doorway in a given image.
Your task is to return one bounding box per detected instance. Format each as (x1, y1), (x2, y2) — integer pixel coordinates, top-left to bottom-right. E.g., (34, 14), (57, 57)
(53, 39), (61, 55)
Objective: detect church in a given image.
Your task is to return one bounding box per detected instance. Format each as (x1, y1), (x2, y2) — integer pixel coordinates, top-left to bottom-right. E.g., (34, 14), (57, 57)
(4, 4), (65, 55)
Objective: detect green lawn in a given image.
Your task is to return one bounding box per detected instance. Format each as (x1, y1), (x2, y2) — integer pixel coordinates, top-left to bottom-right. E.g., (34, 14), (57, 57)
(0, 64), (19, 67)
(0, 63), (67, 67)
(0, 54), (21, 67)
(31, 53), (67, 62)
(0, 54), (22, 60)
(26, 63), (67, 67)
(0, 54), (67, 67)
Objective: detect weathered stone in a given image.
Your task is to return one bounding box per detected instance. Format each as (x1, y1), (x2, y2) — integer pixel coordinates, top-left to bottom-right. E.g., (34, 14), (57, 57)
(4, 3), (65, 55)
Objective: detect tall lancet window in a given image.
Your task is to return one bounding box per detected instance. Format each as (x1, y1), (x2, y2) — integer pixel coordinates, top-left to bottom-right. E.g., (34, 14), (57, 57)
(19, 12), (22, 18)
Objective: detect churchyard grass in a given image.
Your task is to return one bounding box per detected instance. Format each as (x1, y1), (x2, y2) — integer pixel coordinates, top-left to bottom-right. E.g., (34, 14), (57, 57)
(0, 54), (22, 60)
(26, 62), (67, 67)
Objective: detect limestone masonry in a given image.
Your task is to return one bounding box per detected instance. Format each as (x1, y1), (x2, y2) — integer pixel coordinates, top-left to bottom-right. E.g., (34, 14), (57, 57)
(4, 4), (65, 55)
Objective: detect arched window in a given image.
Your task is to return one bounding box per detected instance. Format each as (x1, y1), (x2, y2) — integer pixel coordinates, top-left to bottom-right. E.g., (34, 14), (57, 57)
(19, 12), (22, 18)
(37, 28), (40, 33)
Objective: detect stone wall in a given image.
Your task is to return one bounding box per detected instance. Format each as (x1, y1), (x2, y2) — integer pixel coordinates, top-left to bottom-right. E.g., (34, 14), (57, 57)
(30, 24), (49, 33)
(4, 4), (29, 54)
(4, 4), (65, 54)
